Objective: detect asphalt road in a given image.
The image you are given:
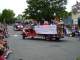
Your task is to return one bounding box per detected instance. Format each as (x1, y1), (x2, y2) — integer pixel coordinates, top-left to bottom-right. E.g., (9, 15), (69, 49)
(7, 26), (80, 60)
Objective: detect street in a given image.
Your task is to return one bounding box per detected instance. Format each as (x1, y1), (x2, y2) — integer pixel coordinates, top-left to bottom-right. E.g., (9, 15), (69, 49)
(7, 26), (80, 60)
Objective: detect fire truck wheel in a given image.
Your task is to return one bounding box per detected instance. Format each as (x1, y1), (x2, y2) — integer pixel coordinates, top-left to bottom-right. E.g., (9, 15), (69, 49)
(55, 37), (60, 41)
(22, 35), (25, 39)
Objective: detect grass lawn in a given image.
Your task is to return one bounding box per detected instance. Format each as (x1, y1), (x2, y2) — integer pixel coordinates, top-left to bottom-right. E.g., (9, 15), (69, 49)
(76, 56), (80, 60)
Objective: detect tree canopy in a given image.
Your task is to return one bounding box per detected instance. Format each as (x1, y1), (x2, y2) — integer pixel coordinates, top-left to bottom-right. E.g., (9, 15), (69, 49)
(24, 0), (68, 21)
(0, 9), (15, 24)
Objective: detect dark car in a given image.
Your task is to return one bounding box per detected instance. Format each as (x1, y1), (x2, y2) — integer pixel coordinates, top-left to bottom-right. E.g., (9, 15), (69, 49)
(13, 23), (23, 31)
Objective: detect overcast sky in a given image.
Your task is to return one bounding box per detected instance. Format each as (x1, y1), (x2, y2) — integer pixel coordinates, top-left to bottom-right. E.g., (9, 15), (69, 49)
(0, 0), (80, 16)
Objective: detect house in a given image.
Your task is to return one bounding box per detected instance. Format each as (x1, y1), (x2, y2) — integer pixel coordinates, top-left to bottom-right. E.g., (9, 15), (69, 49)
(64, 16), (73, 26)
(72, 1), (80, 24)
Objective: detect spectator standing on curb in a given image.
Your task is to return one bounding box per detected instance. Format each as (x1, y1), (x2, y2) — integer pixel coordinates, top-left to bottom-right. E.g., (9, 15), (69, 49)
(64, 25), (67, 36)
(72, 24), (76, 37)
(0, 36), (6, 60)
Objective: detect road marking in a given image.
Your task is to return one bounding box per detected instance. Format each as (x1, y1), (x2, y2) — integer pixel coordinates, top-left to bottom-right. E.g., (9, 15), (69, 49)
(13, 35), (18, 37)
(10, 34), (20, 37)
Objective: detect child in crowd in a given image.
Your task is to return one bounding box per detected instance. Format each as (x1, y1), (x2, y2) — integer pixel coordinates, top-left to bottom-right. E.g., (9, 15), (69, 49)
(0, 35), (11, 59)
(0, 48), (6, 60)
(0, 36), (6, 60)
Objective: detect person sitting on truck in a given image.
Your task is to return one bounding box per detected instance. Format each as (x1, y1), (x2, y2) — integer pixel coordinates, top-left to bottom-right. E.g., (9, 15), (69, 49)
(44, 21), (49, 25)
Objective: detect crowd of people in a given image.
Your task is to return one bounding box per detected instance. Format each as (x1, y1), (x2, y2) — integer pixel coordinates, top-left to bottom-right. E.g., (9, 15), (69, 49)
(0, 23), (11, 60)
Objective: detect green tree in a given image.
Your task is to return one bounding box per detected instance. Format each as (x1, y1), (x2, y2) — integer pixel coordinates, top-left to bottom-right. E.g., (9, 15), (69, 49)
(0, 9), (15, 24)
(0, 13), (1, 17)
(0, 13), (1, 19)
(0, 13), (3, 22)
(24, 0), (67, 21)
(60, 11), (72, 20)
